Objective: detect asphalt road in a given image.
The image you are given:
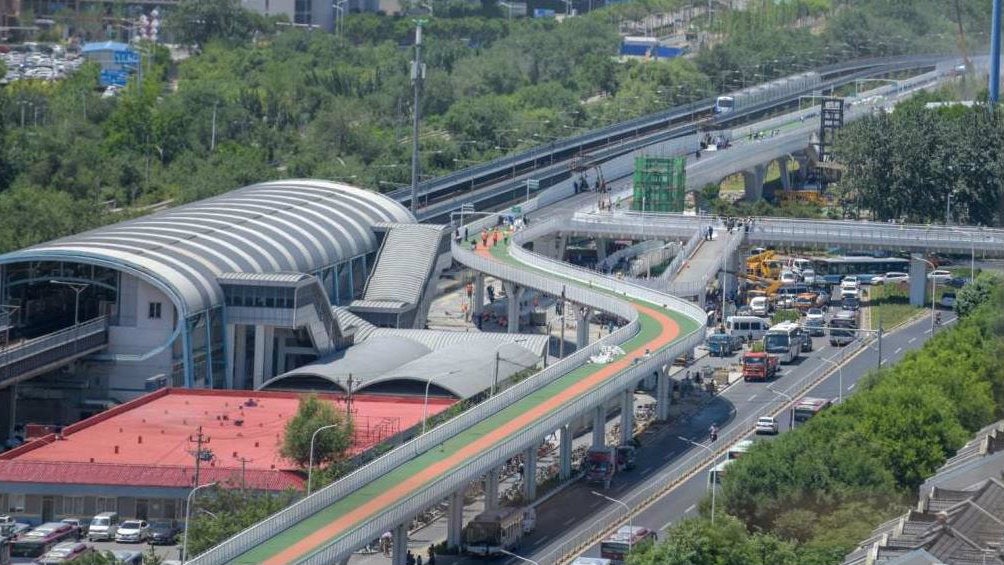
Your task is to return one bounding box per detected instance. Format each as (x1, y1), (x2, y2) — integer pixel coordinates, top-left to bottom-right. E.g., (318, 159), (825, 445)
(434, 307), (952, 564)
(557, 309), (954, 563)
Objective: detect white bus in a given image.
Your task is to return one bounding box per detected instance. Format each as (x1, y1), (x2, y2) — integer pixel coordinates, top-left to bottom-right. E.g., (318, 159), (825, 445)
(763, 322), (801, 364)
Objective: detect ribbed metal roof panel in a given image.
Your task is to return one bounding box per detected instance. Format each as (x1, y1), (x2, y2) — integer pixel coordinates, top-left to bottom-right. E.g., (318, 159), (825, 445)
(0, 180), (414, 315)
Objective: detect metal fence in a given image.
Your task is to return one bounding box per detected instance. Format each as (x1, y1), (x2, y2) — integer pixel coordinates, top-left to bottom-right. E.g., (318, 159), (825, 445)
(0, 317), (108, 385)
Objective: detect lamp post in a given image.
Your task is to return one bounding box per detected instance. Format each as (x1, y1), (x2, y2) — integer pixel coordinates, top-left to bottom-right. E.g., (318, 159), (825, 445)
(919, 258), (938, 332)
(307, 424), (343, 496)
(678, 437), (718, 524)
(493, 338), (533, 396)
(423, 369), (461, 434)
(498, 549), (539, 565)
(767, 388), (794, 429)
(49, 280), (89, 325)
(819, 349), (845, 403)
(592, 491), (633, 549)
(182, 481), (217, 562)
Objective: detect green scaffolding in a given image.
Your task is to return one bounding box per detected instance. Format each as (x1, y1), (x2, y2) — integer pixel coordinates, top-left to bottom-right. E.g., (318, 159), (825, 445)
(632, 155), (686, 212)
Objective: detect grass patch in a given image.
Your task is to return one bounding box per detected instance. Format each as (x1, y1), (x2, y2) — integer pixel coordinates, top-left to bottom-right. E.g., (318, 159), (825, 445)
(868, 283), (919, 329)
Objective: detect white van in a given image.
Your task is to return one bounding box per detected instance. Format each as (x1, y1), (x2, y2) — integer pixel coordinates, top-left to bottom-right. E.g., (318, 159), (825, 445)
(725, 316), (770, 343)
(88, 512), (120, 541)
(749, 296), (769, 316)
(572, 558), (613, 565)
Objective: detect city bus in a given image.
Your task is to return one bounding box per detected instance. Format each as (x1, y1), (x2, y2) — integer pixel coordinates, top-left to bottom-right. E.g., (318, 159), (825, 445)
(793, 397), (833, 424)
(829, 310), (858, 346)
(811, 256), (909, 284)
(763, 322), (801, 364)
(462, 506), (532, 557)
(599, 525), (658, 564)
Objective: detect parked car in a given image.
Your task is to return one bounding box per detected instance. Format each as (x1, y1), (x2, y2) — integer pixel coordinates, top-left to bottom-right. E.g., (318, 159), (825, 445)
(59, 518), (87, 540)
(36, 541), (93, 564)
(800, 268), (816, 285)
(928, 269), (953, 283)
(110, 549), (145, 564)
(780, 271), (798, 285)
(148, 519), (180, 545)
(940, 292), (957, 309)
(88, 512), (120, 542)
(114, 520), (150, 543)
(755, 416), (779, 435)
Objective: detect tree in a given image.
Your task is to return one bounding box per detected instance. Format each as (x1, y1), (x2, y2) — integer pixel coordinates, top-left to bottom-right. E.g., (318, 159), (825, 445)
(280, 393), (353, 469)
(956, 273), (1002, 318)
(166, 0), (269, 48)
(184, 486), (297, 558)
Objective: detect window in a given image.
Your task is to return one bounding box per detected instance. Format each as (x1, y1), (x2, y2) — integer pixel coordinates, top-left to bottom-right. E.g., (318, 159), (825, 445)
(95, 496), (116, 513)
(8, 493), (24, 512)
(148, 302), (162, 319)
(63, 496), (84, 516)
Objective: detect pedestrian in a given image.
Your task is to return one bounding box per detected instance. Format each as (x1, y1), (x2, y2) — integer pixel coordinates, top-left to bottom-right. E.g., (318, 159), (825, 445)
(416, 555), (423, 565)
(428, 545), (436, 564)
(454, 228), (460, 242)
(463, 227), (468, 242)
(406, 550), (416, 565)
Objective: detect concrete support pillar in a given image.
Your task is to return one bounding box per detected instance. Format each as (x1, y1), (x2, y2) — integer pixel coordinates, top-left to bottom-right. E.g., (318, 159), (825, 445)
(485, 467), (500, 510)
(472, 273), (485, 318)
(555, 235), (567, 261)
(446, 490), (465, 549)
(909, 254), (929, 307)
(232, 324), (247, 389)
(592, 405), (606, 448)
(252, 324), (275, 390)
(275, 335), (288, 376)
(596, 238), (608, 264)
(392, 523), (408, 565)
(742, 163), (767, 202)
(575, 306), (591, 349)
(523, 445), (538, 502)
(620, 389), (635, 446)
(559, 424), (573, 480)
(503, 281), (524, 334)
(777, 156), (791, 192)
(0, 386), (13, 442)
(656, 369), (671, 421)
(697, 290), (707, 309)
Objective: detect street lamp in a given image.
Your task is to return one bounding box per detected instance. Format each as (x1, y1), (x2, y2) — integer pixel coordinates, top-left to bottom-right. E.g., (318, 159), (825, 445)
(307, 424), (343, 496)
(493, 338), (534, 396)
(591, 491), (633, 550)
(498, 548), (539, 565)
(766, 388), (795, 429)
(677, 437), (719, 524)
(919, 258), (938, 333)
(819, 349), (844, 403)
(49, 280), (89, 325)
(423, 369), (461, 435)
(182, 481), (217, 562)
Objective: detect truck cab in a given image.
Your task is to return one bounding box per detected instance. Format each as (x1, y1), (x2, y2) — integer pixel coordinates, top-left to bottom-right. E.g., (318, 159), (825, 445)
(584, 446), (617, 489)
(742, 352), (778, 382)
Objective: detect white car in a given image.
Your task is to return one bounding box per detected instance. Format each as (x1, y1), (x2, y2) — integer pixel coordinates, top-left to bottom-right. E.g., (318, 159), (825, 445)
(940, 292), (956, 308)
(780, 271), (798, 285)
(871, 271), (909, 285)
(840, 277), (859, 291)
(755, 416), (779, 435)
(114, 520), (149, 543)
(801, 269), (816, 285)
(928, 269), (953, 283)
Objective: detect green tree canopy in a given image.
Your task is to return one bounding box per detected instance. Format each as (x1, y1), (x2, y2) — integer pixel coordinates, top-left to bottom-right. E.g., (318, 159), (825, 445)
(280, 393), (354, 469)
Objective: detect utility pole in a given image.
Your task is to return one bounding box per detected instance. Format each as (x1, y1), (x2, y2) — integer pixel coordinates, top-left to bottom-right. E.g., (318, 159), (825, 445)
(990, 0), (1001, 104)
(234, 456), (253, 491)
(409, 20), (427, 214)
(188, 426), (210, 488)
(876, 323), (883, 372)
(211, 103), (218, 152)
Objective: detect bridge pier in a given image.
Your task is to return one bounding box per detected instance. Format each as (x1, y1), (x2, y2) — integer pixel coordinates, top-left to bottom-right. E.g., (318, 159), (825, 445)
(503, 281), (524, 333)
(575, 306), (591, 349)
(559, 424), (573, 480)
(230, 324), (248, 389)
(777, 156), (791, 192)
(596, 238), (608, 265)
(252, 324), (274, 389)
(472, 273), (485, 319)
(485, 466), (500, 510)
(523, 444), (538, 502)
(592, 405), (606, 448)
(0, 385), (13, 442)
(742, 164), (767, 201)
(655, 368), (671, 421)
(619, 389), (634, 446)
(446, 489), (465, 549)
(910, 254), (929, 307)
(392, 523), (408, 565)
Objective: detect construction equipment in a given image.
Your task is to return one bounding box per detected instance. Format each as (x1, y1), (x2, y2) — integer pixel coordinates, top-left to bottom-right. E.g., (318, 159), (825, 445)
(745, 250), (781, 280)
(632, 155), (686, 212)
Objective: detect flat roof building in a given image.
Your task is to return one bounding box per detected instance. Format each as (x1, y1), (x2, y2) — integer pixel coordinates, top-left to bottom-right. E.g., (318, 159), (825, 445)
(0, 388), (453, 524)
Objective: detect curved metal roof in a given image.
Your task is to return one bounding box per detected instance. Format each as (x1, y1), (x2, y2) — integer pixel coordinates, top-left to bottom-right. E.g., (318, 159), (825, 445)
(0, 180), (414, 315)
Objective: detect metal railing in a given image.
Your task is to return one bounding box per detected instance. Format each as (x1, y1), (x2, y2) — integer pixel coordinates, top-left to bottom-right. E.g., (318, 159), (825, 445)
(0, 317), (108, 385)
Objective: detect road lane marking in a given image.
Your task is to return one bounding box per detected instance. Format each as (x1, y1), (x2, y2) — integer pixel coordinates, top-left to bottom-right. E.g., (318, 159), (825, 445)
(908, 337), (917, 343)
(534, 535), (550, 546)
(685, 504), (696, 513)
(641, 466), (654, 475)
(894, 347), (902, 354)
(563, 517), (577, 527)
(848, 383), (855, 391)
(748, 394), (757, 401)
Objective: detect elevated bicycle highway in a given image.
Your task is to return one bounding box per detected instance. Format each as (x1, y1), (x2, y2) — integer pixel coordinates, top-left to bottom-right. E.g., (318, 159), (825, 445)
(0, 317), (109, 389)
(189, 198), (707, 564)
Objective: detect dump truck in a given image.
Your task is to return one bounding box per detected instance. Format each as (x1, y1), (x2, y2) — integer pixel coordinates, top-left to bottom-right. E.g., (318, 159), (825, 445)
(741, 351), (778, 382)
(584, 446), (617, 489)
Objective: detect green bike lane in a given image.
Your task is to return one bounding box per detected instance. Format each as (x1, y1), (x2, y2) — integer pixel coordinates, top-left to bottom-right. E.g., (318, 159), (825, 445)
(229, 239), (700, 564)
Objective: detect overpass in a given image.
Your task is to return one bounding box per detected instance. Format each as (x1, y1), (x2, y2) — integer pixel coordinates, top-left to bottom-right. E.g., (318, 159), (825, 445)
(0, 317), (109, 389)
